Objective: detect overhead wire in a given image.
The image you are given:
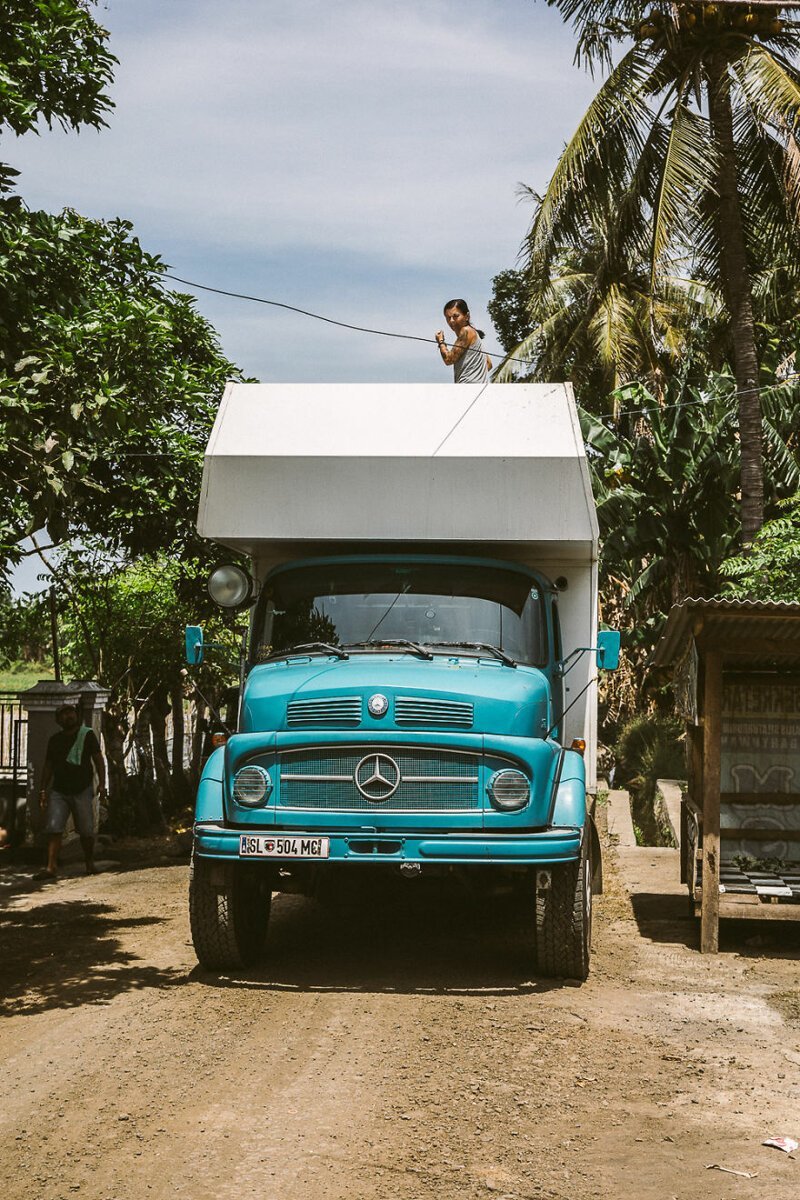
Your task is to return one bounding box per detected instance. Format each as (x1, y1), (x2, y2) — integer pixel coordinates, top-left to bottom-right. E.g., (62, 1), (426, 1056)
(162, 271), (800, 408)
(158, 5), (800, 390)
(83, 366), (800, 458)
(159, 15), (800, 418)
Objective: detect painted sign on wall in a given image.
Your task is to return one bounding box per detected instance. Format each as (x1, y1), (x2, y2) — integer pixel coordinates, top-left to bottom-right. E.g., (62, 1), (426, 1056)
(721, 675), (800, 862)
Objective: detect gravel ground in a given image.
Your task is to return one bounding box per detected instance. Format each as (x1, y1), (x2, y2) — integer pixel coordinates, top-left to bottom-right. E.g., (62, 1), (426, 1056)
(2, 808), (800, 1200)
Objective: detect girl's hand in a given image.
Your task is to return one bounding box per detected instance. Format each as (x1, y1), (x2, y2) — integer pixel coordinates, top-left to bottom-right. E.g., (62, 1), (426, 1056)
(435, 331), (445, 345)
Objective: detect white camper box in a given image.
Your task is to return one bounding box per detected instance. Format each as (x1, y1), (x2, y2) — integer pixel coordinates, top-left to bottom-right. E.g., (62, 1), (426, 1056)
(198, 383), (601, 786)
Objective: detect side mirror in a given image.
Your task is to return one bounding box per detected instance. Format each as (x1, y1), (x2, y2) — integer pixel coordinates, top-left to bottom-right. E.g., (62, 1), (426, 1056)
(185, 625), (204, 665)
(596, 630), (620, 671)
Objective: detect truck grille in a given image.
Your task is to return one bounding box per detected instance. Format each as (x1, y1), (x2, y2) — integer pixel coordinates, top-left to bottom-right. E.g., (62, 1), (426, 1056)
(279, 746), (480, 811)
(286, 696), (362, 728)
(394, 696), (473, 728)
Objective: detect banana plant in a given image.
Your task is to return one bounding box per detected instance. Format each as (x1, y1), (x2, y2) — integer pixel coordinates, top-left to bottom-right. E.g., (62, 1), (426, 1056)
(582, 368), (800, 641)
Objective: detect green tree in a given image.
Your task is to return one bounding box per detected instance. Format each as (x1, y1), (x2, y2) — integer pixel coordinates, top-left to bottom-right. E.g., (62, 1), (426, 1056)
(487, 269), (534, 360)
(528, 0), (800, 541)
(0, 2), (241, 576)
(722, 491), (800, 599)
(54, 548), (240, 831)
(1, 204), (242, 575)
(584, 368), (799, 722)
(0, 0), (248, 823)
(492, 185), (722, 401)
(0, 587), (51, 666)
(0, 0), (115, 192)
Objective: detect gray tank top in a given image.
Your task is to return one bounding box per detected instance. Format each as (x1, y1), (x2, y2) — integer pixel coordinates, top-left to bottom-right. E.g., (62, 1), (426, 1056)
(453, 329), (488, 383)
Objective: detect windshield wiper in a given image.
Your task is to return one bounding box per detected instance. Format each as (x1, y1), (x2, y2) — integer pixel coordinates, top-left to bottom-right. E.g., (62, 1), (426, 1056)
(343, 639), (433, 660)
(267, 641), (349, 661)
(423, 641), (517, 668)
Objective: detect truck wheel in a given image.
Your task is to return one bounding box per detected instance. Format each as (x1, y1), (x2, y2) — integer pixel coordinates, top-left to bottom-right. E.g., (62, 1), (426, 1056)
(189, 854), (272, 969)
(535, 836), (592, 981)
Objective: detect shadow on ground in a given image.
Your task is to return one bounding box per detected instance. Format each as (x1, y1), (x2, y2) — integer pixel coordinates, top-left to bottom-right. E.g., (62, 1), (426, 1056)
(0, 900), (185, 1016)
(0, 853), (189, 901)
(631, 890), (800, 958)
(193, 878), (577, 997)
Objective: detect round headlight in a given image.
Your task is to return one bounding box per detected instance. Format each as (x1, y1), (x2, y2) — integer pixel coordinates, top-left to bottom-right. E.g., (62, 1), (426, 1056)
(233, 765), (272, 806)
(488, 769), (530, 811)
(208, 564), (253, 609)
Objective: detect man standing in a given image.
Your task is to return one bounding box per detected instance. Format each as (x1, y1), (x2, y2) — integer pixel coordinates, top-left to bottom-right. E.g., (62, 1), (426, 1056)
(36, 704), (107, 880)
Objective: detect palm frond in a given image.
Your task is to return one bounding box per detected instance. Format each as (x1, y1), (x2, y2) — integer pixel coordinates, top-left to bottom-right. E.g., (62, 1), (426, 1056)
(731, 43), (800, 133)
(761, 417), (800, 491)
(545, 1), (648, 71)
(530, 43), (657, 260)
(650, 95), (716, 292)
(784, 125), (800, 223)
(625, 556), (670, 610)
(492, 329), (540, 383)
(587, 284), (641, 382)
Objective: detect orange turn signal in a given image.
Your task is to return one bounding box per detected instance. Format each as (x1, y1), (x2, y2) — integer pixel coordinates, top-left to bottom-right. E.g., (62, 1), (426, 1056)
(570, 738), (586, 756)
(211, 732), (228, 748)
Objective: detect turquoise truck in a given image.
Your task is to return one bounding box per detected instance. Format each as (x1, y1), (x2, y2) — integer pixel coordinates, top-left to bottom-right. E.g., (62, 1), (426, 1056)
(186, 383), (618, 979)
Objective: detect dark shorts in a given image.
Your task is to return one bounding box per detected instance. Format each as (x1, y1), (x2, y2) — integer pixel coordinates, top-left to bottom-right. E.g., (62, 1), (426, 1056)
(45, 787), (95, 837)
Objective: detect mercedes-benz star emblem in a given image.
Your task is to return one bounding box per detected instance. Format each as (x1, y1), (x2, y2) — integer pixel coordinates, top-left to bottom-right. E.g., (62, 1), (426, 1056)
(367, 693), (389, 717)
(354, 753), (401, 802)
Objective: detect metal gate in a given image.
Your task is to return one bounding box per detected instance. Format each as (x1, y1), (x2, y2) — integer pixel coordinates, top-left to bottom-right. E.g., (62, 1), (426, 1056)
(0, 692), (28, 840)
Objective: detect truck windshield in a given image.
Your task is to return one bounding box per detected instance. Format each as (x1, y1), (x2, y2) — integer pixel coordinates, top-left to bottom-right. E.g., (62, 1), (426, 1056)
(256, 562), (547, 666)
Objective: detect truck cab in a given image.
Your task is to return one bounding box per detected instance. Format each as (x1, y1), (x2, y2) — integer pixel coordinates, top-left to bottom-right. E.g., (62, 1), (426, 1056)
(187, 383), (618, 979)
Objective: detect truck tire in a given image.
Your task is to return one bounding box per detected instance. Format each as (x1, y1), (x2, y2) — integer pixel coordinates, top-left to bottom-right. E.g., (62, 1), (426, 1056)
(535, 836), (592, 981)
(189, 854), (271, 969)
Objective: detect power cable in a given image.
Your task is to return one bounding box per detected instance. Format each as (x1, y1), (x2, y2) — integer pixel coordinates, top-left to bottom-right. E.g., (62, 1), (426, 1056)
(163, 271), (521, 371)
(594, 371), (800, 421)
(162, 272), (800, 412)
(164, 273), (436, 347)
(70, 368), (800, 459)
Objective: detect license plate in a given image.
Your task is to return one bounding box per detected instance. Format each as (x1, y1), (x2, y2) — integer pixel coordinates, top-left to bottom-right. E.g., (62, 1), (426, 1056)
(239, 834), (330, 859)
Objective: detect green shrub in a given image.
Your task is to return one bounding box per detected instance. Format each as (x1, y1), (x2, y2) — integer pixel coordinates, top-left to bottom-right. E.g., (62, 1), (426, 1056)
(614, 715), (684, 846)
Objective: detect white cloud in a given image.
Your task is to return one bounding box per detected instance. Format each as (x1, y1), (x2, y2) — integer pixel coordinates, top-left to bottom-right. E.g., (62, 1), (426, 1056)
(15, 1), (591, 262)
(9, 0), (596, 380)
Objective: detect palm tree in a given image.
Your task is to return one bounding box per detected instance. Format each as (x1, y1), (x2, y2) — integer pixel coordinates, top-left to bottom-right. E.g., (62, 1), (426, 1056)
(528, 0), (800, 542)
(493, 182), (723, 405)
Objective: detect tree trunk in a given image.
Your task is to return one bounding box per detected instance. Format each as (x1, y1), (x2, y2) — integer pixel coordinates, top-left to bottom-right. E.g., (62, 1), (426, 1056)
(170, 681), (191, 807)
(102, 703), (131, 833)
(149, 688), (174, 815)
(707, 54), (764, 544)
(131, 700), (165, 832)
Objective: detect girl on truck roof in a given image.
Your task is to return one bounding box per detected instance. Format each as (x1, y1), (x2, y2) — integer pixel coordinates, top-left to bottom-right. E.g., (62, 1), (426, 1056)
(435, 298), (492, 383)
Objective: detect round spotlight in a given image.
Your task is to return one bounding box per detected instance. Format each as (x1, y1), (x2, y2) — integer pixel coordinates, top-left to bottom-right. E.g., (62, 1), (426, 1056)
(208, 564), (253, 609)
(488, 769), (530, 811)
(233, 765), (272, 806)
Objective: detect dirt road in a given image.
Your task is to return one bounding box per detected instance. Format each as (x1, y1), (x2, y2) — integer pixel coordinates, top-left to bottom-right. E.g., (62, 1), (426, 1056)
(3, 809), (800, 1200)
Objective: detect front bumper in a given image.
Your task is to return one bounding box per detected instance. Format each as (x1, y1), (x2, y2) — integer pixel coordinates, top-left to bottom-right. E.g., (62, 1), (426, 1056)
(194, 822), (582, 864)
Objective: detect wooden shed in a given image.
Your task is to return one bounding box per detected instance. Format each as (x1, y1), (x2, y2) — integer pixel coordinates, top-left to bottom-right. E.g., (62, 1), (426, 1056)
(654, 599), (800, 952)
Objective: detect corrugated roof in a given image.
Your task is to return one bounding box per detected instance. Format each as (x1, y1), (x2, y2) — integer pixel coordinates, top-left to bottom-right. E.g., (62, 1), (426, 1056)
(654, 597), (800, 668)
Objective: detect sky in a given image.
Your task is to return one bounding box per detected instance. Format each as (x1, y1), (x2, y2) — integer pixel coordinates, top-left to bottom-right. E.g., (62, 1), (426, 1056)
(9, 0), (597, 592)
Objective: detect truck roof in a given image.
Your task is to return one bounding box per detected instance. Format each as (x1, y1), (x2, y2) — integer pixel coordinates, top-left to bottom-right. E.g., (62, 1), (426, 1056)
(198, 382), (598, 561)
